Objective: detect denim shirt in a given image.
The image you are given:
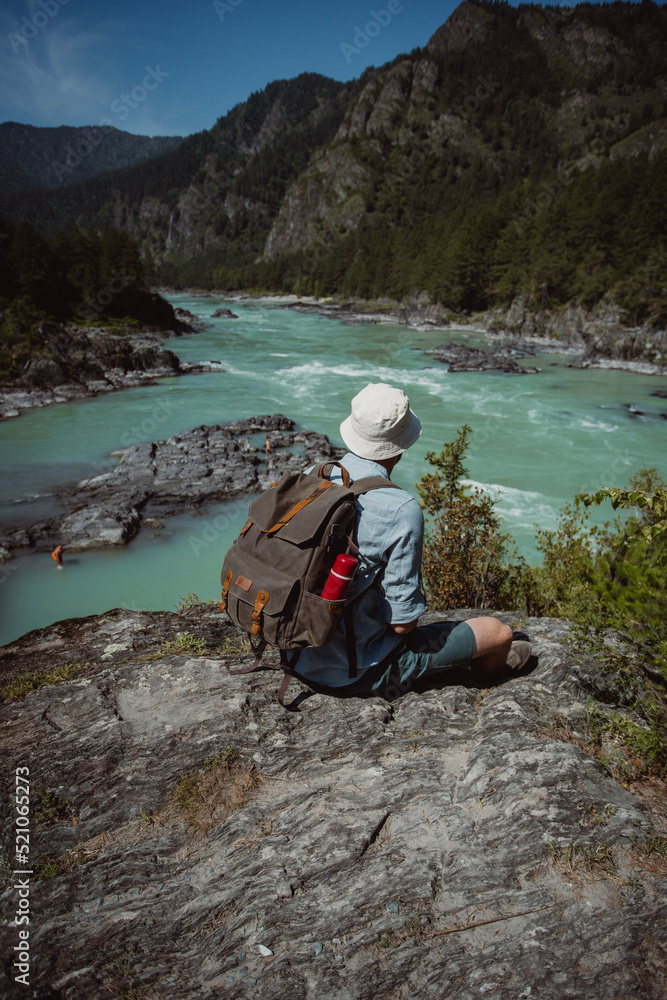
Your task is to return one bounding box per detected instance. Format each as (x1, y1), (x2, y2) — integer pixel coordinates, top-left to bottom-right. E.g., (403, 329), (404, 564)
(296, 453), (427, 687)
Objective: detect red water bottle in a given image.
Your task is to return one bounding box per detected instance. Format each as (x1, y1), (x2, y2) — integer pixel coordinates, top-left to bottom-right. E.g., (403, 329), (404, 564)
(321, 554), (358, 601)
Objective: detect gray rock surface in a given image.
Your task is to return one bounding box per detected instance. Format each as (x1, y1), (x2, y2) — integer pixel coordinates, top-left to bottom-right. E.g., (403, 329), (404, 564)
(1, 608), (666, 998)
(0, 322), (198, 421)
(426, 342), (542, 374)
(173, 307), (212, 331)
(0, 416), (343, 556)
(483, 298), (667, 374)
(211, 308), (239, 319)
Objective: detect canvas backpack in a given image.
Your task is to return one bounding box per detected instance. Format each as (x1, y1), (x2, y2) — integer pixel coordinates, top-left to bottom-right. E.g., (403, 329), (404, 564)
(219, 461), (400, 703)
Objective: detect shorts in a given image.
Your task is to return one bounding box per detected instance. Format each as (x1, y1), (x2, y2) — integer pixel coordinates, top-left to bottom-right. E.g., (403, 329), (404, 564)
(308, 620), (477, 700)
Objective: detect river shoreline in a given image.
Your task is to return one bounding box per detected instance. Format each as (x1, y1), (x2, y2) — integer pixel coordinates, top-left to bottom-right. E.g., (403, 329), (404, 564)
(163, 289), (667, 378)
(0, 309), (222, 422)
(0, 416), (342, 562)
(2, 296), (664, 422)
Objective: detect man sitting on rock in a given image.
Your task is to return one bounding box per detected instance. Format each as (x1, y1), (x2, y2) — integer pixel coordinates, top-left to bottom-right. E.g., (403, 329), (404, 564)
(295, 382), (532, 698)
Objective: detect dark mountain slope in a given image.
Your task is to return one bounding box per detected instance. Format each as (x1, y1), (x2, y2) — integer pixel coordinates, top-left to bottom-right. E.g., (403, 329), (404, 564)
(0, 122), (183, 191)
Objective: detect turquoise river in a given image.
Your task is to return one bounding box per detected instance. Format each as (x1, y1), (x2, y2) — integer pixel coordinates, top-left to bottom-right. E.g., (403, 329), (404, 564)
(0, 293), (665, 647)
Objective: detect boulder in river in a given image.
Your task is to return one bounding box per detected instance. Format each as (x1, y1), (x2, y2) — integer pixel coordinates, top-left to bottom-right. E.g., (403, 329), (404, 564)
(0, 416), (344, 556)
(426, 342), (542, 374)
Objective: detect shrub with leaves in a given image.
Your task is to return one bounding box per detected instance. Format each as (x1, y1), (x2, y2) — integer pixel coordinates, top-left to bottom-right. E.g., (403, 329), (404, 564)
(577, 469), (667, 541)
(416, 425), (518, 609)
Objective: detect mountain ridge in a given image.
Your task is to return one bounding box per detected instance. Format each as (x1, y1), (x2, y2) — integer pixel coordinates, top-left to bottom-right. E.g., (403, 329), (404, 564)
(0, 121), (183, 191)
(2, 1), (666, 344)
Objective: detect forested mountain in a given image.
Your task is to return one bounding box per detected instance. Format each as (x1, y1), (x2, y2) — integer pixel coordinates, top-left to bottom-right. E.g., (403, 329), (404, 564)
(2, 1), (666, 328)
(0, 123), (183, 191)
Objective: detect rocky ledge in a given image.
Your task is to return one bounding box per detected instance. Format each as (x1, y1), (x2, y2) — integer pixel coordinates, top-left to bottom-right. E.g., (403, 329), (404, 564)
(0, 606), (665, 998)
(0, 416), (342, 557)
(484, 298), (667, 375)
(0, 316), (210, 422)
(425, 341), (542, 375)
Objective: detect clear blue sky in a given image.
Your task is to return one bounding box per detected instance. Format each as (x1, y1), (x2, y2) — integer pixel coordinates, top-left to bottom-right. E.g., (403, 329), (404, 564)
(0, 0), (654, 137)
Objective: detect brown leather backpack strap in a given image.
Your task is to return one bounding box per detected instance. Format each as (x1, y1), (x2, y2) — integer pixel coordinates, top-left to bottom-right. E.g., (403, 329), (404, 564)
(219, 570), (233, 612)
(251, 590), (269, 635)
(316, 461), (351, 488)
(229, 640), (267, 674)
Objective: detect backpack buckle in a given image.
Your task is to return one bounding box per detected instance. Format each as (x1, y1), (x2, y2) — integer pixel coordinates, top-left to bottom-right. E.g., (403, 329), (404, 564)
(219, 570), (233, 612)
(251, 590), (269, 636)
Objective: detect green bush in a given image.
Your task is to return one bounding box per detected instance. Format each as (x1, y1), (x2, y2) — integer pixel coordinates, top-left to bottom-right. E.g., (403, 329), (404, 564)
(418, 430), (667, 679)
(416, 425), (519, 609)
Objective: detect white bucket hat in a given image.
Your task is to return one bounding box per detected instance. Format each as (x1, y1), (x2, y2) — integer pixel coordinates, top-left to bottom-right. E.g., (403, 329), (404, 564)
(340, 383), (422, 460)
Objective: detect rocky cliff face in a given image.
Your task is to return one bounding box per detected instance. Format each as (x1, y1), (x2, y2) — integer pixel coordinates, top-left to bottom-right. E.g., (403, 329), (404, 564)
(1, 606), (666, 998)
(0, 323), (186, 421)
(484, 298), (667, 371)
(263, 144), (370, 260)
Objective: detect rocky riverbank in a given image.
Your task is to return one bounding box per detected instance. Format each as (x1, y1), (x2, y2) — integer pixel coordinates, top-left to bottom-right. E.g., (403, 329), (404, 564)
(483, 298), (667, 375)
(245, 293), (665, 375)
(1, 605), (665, 998)
(0, 416), (342, 560)
(0, 310), (220, 421)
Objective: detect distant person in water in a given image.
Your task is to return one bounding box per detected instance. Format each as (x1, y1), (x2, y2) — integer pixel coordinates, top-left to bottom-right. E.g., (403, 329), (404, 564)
(51, 544), (63, 569)
(265, 435), (271, 457)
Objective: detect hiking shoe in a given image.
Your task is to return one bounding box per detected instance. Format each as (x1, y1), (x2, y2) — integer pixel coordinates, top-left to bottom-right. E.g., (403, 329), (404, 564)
(505, 640), (533, 673)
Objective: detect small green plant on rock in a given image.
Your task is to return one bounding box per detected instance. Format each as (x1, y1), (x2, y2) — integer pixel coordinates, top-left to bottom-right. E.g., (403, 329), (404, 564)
(416, 425), (519, 609)
(32, 855), (60, 880)
(0, 660), (88, 703)
(32, 844), (100, 880)
(215, 634), (251, 655)
(103, 946), (154, 1000)
(175, 592), (201, 612)
(587, 706), (667, 781)
(33, 789), (76, 826)
(153, 632), (210, 658)
(585, 803), (617, 827)
(548, 841), (618, 880)
(172, 745), (259, 833)
(378, 928), (399, 949)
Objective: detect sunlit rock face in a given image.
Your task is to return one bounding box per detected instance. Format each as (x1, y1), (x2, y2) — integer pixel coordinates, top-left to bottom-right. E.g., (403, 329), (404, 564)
(1, 606), (665, 998)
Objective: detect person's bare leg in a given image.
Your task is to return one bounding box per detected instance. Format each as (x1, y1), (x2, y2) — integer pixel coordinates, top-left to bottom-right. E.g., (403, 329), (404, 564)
(466, 617), (513, 678)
